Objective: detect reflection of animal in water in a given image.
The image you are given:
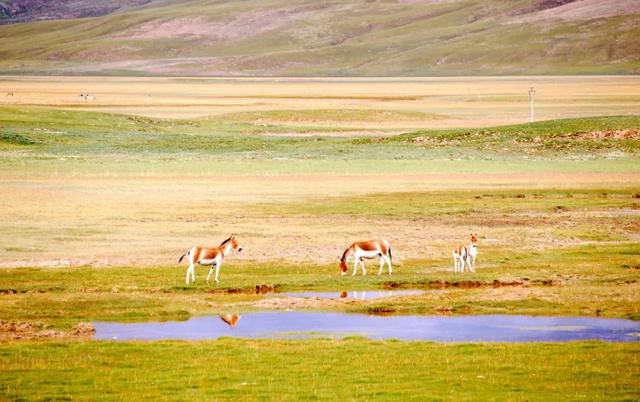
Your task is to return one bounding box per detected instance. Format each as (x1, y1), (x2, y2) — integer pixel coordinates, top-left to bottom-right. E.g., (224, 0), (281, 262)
(351, 291), (368, 300)
(219, 314), (241, 328)
(178, 234), (243, 285)
(453, 234), (478, 273)
(340, 239), (392, 276)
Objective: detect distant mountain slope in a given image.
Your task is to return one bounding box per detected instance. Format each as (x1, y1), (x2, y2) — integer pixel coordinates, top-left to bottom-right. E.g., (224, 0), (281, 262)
(0, 0), (154, 24)
(0, 0), (638, 76)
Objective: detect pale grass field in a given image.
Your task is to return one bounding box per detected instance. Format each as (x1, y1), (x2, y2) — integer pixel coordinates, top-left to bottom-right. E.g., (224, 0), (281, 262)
(1, 76), (639, 269)
(1, 166), (638, 268)
(1, 76), (639, 128)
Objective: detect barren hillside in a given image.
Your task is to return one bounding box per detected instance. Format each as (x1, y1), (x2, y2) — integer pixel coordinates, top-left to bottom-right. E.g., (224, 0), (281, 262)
(0, 0), (638, 76)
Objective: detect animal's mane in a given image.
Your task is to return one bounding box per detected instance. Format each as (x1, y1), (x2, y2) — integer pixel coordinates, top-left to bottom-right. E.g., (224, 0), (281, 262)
(219, 236), (232, 247)
(340, 246), (351, 262)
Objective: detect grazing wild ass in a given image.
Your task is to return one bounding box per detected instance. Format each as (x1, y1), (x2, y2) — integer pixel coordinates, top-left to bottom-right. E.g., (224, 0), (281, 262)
(340, 240), (392, 276)
(453, 234), (478, 273)
(178, 234), (243, 285)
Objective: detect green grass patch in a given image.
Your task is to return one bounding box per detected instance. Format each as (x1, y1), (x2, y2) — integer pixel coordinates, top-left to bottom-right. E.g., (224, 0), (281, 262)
(218, 108), (446, 123)
(0, 340), (638, 401)
(1, 106), (638, 160)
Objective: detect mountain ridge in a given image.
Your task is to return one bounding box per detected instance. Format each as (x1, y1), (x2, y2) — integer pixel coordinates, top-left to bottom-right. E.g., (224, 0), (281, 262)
(1, 0), (639, 76)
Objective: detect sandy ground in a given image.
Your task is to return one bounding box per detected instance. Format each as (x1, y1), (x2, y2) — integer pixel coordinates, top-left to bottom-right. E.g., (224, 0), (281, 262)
(1, 76), (639, 128)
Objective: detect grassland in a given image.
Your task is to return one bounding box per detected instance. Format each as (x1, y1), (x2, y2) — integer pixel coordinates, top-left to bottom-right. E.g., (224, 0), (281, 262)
(1, 243), (639, 334)
(2, 76), (640, 126)
(0, 76), (639, 400)
(1, 340), (639, 401)
(0, 0), (639, 76)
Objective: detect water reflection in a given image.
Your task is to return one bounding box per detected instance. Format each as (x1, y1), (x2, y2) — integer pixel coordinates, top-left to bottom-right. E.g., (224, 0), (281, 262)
(219, 314), (241, 328)
(95, 312), (640, 342)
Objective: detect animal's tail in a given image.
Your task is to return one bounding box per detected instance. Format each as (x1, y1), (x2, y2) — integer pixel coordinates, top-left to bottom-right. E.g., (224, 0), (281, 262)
(388, 246), (393, 264)
(178, 253), (187, 263)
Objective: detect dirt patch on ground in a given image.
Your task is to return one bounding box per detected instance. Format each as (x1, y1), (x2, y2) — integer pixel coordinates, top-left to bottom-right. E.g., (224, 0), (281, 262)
(562, 129), (640, 140)
(213, 284), (281, 295)
(410, 128), (640, 146)
(475, 286), (556, 302)
(0, 321), (95, 340)
(253, 296), (348, 310)
(383, 279), (529, 289)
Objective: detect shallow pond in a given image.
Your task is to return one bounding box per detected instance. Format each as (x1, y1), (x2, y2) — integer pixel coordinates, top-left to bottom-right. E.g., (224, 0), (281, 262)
(277, 290), (424, 300)
(94, 312), (640, 342)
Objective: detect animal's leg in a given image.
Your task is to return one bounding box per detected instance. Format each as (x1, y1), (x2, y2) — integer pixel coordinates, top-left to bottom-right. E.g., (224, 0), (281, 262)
(360, 258), (366, 276)
(386, 255), (393, 275)
(206, 264), (215, 284)
(453, 255), (457, 273)
(191, 266), (196, 283)
(214, 263), (221, 283)
(466, 257), (474, 273)
(378, 257), (384, 275)
(186, 265), (192, 285)
(352, 259), (359, 276)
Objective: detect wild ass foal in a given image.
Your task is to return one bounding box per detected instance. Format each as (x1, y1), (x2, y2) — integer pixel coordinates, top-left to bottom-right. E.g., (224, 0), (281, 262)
(340, 240), (393, 276)
(178, 234), (243, 285)
(452, 234), (478, 273)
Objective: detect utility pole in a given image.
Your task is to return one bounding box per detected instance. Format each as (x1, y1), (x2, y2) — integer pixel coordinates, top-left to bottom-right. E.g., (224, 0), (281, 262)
(528, 87), (536, 123)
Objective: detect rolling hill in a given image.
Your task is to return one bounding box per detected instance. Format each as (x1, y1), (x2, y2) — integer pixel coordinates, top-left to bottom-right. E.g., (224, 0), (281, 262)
(0, 0), (639, 76)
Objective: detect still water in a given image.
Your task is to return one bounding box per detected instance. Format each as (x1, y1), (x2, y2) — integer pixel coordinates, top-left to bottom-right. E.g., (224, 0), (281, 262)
(94, 312), (640, 342)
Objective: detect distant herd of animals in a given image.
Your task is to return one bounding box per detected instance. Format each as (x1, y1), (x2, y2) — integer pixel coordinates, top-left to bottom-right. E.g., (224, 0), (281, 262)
(178, 234), (479, 285)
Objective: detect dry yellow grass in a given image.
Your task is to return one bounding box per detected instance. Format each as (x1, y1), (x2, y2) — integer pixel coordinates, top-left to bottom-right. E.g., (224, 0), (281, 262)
(1, 76), (639, 128)
(1, 170), (638, 268)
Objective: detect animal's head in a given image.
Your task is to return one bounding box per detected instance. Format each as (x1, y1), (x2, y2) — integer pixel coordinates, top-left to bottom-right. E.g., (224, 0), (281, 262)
(471, 233), (478, 244)
(230, 234), (243, 252)
(339, 258), (348, 275)
(221, 234), (243, 252)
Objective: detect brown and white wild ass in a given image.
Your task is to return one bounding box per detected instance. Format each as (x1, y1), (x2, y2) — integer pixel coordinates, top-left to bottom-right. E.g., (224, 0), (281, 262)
(453, 234), (478, 273)
(178, 234), (243, 285)
(340, 240), (392, 276)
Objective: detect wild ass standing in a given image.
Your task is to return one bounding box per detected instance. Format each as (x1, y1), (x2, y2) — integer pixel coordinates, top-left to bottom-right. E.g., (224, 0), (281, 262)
(453, 234), (478, 273)
(340, 240), (392, 276)
(178, 234), (243, 285)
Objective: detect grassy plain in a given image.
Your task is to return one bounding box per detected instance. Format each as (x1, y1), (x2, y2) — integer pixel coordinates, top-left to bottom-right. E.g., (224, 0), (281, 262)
(2, 76), (640, 126)
(1, 340), (639, 401)
(0, 76), (639, 400)
(1, 243), (639, 332)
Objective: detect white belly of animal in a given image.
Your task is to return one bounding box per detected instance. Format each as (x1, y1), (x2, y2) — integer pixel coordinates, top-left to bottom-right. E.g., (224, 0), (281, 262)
(358, 250), (381, 259)
(199, 257), (220, 265)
